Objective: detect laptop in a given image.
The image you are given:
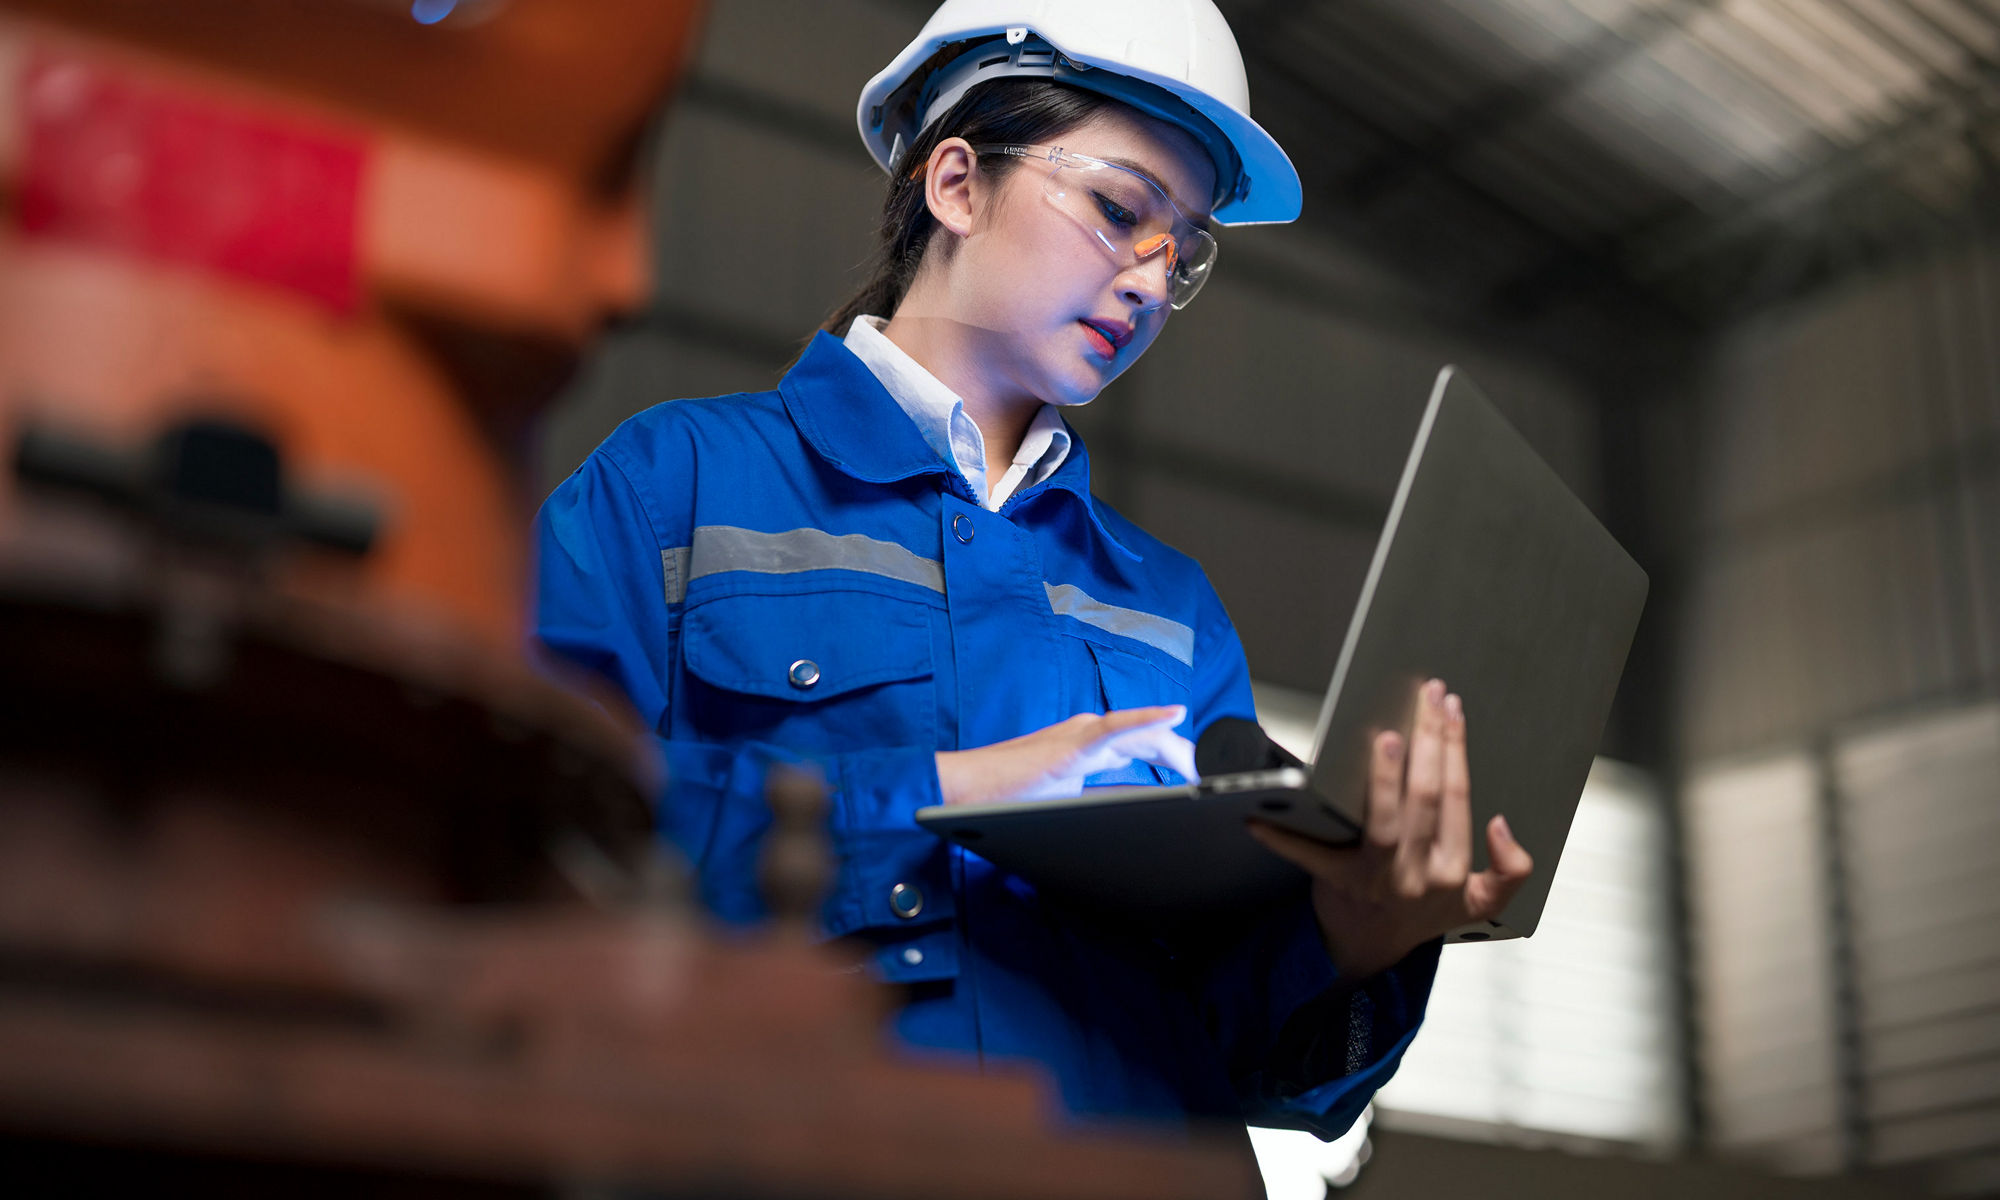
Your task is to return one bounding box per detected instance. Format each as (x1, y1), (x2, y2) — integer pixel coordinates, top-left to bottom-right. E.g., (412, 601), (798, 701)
(915, 366), (1649, 941)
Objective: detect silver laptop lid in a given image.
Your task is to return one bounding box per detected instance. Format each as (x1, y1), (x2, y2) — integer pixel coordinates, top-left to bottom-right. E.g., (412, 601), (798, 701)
(1303, 366), (1648, 936)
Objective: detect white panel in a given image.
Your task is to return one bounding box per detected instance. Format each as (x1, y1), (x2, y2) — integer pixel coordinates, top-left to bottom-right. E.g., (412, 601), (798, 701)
(1867, 1060), (2000, 1121)
(1834, 702), (2000, 1174)
(1866, 1010), (2000, 1074)
(1684, 752), (1845, 1167)
(1864, 962), (2000, 1028)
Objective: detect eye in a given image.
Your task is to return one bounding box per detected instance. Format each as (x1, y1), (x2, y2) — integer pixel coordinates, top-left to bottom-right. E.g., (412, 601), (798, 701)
(1093, 191), (1140, 227)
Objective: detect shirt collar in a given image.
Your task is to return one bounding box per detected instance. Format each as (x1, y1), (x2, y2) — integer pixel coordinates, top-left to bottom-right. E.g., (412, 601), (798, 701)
(841, 315), (969, 472)
(780, 330), (1141, 561)
(1014, 404), (1073, 482)
(843, 315), (1073, 507)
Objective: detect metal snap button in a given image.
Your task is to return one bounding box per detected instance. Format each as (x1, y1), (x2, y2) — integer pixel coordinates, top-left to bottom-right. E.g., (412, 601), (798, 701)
(788, 659), (820, 689)
(889, 882), (924, 919)
(901, 946), (925, 966)
(952, 512), (975, 543)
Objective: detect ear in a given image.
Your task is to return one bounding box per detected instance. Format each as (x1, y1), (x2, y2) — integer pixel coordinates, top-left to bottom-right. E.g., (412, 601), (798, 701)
(922, 138), (980, 239)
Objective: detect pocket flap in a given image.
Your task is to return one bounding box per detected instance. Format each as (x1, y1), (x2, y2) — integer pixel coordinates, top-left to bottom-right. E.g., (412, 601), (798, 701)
(1087, 639), (1192, 708)
(1086, 640), (1194, 786)
(683, 590), (934, 701)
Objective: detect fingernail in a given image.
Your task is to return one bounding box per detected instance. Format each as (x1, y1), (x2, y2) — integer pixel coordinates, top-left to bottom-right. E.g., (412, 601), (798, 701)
(1445, 693), (1463, 720)
(1382, 732), (1403, 762)
(1494, 813), (1512, 840)
(1427, 679), (1445, 707)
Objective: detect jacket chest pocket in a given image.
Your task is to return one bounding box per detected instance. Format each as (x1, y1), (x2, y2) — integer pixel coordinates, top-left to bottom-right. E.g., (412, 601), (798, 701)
(1084, 639), (1194, 787)
(679, 588), (938, 753)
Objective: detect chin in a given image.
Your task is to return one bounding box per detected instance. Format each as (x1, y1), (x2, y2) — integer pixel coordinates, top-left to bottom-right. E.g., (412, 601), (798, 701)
(1047, 379), (1105, 407)
(1062, 359), (1126, 405)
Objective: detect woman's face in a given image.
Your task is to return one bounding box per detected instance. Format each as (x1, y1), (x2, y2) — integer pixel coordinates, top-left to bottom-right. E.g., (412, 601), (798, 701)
(941, 106), (1217, 409)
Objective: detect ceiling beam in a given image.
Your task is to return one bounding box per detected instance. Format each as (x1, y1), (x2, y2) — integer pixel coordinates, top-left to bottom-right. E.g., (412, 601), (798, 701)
(1233, 41), (1697, 351)
(1332, 0), (1721, 208)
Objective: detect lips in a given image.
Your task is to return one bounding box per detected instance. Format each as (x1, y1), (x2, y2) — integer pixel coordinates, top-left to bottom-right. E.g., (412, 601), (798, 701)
(1078, 317), (1133, 359)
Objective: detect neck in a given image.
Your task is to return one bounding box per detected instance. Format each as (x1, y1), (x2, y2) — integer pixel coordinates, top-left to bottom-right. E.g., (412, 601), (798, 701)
(881, 304), (1040, 480)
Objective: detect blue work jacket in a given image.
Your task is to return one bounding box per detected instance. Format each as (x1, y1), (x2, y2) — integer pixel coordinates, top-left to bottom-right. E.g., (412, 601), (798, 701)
(533, 331), (1438, 1139)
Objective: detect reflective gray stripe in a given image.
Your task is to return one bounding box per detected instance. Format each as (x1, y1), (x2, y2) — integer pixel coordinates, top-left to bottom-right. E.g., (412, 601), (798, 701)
(688, 525), (945, 593)
(1045, 583), (1194, 667)
(662, 546), (691, 605)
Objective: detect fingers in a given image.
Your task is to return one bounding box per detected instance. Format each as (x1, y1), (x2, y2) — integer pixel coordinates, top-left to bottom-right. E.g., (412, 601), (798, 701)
(1094, 705), (1186, 736)
(990, 706), (1191, 803)
(1364, 729), (1404, 849)
(1432, 691), (1472, 878)
(1487, 813), (1533, 878)
(1063, 707), (1191, 783)
(1161, 731), (1198, 782)
(1399, 680), (1448, 855)
(1464, 813), (1535, 919)
(1100, 725), (1198, 782)
(1088, 706), (1185, 760)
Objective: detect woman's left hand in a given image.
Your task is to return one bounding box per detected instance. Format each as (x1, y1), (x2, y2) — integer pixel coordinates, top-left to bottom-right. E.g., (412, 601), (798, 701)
(1245, 678), (1534, 980)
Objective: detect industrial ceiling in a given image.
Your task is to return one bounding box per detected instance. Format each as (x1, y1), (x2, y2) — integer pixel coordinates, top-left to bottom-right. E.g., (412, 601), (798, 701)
(1212, 0), (2000, 329)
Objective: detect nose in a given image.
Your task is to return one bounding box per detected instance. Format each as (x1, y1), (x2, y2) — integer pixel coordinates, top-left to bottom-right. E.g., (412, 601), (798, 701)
(1116, 249), (1173, 312)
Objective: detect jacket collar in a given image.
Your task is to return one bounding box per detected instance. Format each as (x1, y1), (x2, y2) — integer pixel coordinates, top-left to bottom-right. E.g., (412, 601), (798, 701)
(1012, 428), (1143, 562)
(781, 331), (950, 485)
(781, 331), (1143, 562)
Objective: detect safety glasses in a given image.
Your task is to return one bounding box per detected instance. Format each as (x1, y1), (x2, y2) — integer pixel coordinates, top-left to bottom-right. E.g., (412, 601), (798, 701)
(973, 144), (1218, 310)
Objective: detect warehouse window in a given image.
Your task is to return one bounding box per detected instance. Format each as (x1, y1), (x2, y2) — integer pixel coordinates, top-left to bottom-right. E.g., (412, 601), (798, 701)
(1835, 701), (2000, 1183)
(1685, 750), (1844, 1172)
(1687, 703), (2000, 1188)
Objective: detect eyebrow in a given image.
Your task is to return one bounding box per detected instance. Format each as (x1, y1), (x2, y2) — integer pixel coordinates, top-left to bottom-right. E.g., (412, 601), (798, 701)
(1095, 154), (1214, 229)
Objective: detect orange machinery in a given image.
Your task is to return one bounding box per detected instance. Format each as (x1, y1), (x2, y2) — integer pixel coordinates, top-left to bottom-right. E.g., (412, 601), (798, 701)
(0, 0), (704, 644)
(0, 9), (1269, 1194)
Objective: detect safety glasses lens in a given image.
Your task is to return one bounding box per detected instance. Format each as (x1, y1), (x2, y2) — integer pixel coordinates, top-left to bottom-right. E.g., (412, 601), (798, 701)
(1044, 162), (1215, 309)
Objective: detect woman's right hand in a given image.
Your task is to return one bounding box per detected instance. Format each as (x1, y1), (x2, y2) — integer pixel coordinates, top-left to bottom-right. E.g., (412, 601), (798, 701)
(935, 706), (1197, 807)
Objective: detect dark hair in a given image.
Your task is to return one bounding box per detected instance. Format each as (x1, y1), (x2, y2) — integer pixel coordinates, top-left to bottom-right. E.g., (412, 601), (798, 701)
(820, 79), (1119, 337)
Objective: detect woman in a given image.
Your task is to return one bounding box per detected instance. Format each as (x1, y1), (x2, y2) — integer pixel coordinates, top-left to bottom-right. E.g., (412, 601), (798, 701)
(535, 0), (1533, 1144)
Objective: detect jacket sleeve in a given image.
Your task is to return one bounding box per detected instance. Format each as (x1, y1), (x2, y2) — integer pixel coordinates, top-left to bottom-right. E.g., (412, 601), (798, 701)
(1182, 574), (1441, 1140)
(531, 437), (946, 937)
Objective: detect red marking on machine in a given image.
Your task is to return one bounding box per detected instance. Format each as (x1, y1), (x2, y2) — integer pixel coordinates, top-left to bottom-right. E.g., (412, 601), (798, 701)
(16, 52), (367, 313)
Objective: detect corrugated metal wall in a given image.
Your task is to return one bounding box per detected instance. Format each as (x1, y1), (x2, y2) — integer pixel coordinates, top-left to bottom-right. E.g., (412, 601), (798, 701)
(1682, 245), (2000, 758)
(1680, 245), (2000, 1193)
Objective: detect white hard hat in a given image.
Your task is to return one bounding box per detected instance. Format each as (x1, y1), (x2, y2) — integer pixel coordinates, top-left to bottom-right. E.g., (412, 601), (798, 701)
(856, 0), (1302, 226)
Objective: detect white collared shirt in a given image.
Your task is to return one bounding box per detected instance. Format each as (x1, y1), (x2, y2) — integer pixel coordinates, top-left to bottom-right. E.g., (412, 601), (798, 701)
(844, 315), (1072, 511)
